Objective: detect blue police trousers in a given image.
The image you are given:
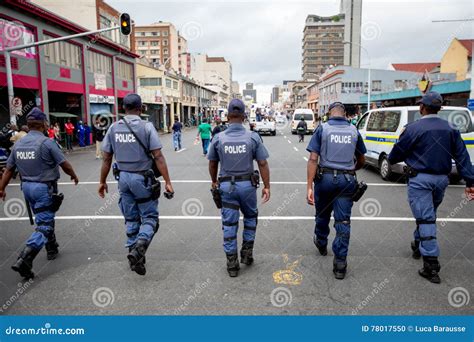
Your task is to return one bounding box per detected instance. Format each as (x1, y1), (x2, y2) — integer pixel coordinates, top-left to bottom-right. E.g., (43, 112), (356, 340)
(220, 180), (258, 255)
(22, 182), (56, 250)
(118, 172), (159, 248)
(314, 173), (357, 261)
(407, 173), (448, 257)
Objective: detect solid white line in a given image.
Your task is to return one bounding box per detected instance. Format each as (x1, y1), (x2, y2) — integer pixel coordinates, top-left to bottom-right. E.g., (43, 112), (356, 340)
(303, 157), (309, 162)
(176, 148), (187, 153)
(283, 136), (287, 139)
(6, 181), (466, 188)
(0, 216), (473, 223)
(287, 140), (292, 144)
(293, 146), (299, 152)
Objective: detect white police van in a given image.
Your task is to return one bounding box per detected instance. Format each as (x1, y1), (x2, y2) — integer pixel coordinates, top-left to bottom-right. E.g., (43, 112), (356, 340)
(357, 106), (474, 181)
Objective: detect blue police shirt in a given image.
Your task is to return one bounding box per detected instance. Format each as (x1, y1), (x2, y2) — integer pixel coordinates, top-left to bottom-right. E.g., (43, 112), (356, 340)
(207, 123), (269, 176)
(306, 117), (367, 155)
(7, 130), (65, 173)
(101, 115), (162, 172)
(388, 115), (474, 186)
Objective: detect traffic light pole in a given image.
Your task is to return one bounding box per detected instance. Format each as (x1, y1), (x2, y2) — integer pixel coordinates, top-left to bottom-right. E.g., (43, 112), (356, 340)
(3, 25), (122, 124)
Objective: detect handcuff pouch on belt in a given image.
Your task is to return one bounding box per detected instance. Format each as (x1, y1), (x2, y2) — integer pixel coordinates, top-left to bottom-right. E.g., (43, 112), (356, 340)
(250, 170), (260, 188)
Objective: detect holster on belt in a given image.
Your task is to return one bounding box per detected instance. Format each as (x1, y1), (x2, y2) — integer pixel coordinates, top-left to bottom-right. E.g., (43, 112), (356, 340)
(211, 188), (222, 209)
(51, 193), (64, 212)
(250, 171), (260, 188)
(351, 181), (367, 202)
(145, 169), (161, 200)
(403, 166), (418, 178)
(112, 162), (120, 180)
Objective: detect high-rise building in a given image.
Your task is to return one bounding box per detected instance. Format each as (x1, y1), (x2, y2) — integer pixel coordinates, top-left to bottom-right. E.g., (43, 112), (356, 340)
(133, 22), (180, 71)
(302, 0), (362, 80)
(193, 54), (232, 107)
(341, 0), (362, 68)
(271, 86), (280, 104)
(242, 82), (257, 103)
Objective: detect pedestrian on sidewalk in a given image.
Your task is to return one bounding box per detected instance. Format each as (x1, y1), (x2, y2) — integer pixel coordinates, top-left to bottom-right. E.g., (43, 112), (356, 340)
(64, 119), (74, 151)
(297, 117), (307, 143)
(77, 121), (85, 147)
(93, 118), (106, 159)
(197, 118), (212, 155)
(172, 118), (183, 151)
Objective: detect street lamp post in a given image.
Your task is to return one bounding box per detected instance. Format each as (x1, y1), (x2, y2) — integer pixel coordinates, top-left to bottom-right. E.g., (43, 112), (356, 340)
(344, 41), (371, 110)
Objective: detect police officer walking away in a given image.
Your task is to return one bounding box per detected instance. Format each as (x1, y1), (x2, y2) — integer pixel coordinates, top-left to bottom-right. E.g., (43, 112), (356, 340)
(388, 91), (474, 284)
(98, 94), (174, 276)
(0, 108), (79, 279)
(208, 99), (270, 277)
(306, 102), (367, 280)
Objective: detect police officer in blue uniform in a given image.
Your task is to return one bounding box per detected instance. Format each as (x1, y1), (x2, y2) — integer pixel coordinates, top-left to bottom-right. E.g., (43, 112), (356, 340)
(306, 102), (367, 280)
(99, 94), (174, 276)
(388, 91), (474, 284)
(208, 99), (270, 277)
(0, 108), (79, 279)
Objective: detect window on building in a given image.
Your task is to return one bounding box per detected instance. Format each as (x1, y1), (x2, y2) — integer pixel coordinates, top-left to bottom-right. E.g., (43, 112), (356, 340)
(87, 50), (112, 74)
(99, 15), (112, 39)
(44, 34), (81, 69)
(173, 80), (178, 90)
(165, 79), (172, 88)
(372, 80), (382, 92)
(140, 77), (162, 86)
(138, 41), (147, 46)
(395, 80), (407, 89)
(150, 50), (159, 55)
(162, 30), (168, 36)
(151, 31), (159, 36)
(117, 60), (133, 80)
(163, 48), (169, 55)
(151, 41), (159, 46)
(163, 39), (168, 46)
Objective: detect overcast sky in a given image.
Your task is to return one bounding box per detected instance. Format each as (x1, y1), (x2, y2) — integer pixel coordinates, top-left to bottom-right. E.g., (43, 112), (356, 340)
(109, 0), (473, 104)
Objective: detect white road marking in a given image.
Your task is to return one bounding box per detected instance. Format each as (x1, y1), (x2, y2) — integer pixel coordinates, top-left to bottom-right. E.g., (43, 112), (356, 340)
(287, 140), (292, 144)
(6, 181), (466, 188)
(176, 148), (187, 153)
(303, 157), (309, 162)
(283, 136), (287, 139)
(0, 216), (473, 223)
(293, 147), (299, 152)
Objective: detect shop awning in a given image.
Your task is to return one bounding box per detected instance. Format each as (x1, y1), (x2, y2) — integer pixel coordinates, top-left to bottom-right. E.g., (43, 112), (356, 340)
(49, 112), (78, 118)
(91, 111), (115, 117)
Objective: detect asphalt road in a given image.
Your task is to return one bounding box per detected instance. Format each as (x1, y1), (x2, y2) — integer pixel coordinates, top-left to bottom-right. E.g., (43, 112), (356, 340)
(0, 125), (472, 315)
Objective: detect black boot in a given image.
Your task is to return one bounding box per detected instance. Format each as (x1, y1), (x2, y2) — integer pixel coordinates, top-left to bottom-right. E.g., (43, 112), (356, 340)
(240, 241), (254, 265)
(333, 258), (347, 280)
(418, 256), (441, 284)
(127, 239), (147, 276)
(411, 240), (421, 259)
(226, 253), (240, 277)
(11, 246), (40, 279)
(45, 234), (59, 260)
(313, 236), (328, 256)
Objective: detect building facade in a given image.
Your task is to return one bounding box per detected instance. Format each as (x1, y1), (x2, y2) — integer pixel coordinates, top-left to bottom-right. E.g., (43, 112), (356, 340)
(242, 82), (257, 103)
(440, 38), (473, 81)
(340, 0), (362, 68)
(193, 54), (232, 107)
(133, 22), (180, 71)
(317, 65), (456, 113)
(0, 0), (137, 127)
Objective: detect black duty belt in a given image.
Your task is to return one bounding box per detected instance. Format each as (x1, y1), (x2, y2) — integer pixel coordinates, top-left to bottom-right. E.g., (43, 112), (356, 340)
(320, 168), (355, 176)
(218, 174), (252, 183)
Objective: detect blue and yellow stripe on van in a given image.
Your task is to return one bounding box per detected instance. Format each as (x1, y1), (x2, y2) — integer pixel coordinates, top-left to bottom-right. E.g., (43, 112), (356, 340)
(364, 135), (474, 148)
(364, 134), (399, 145)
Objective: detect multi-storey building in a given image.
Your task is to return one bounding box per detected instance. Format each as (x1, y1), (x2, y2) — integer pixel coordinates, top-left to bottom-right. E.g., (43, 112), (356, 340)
(242, 82), (257, 103)
(302, 0), (362, 81)
(1, 0), (137, 127)
(193, 54), (232, 107)
(133, 22), (180, 71)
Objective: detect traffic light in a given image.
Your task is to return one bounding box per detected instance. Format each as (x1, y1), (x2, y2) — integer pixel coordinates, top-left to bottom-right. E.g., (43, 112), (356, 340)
(120, 13), (131, 36)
